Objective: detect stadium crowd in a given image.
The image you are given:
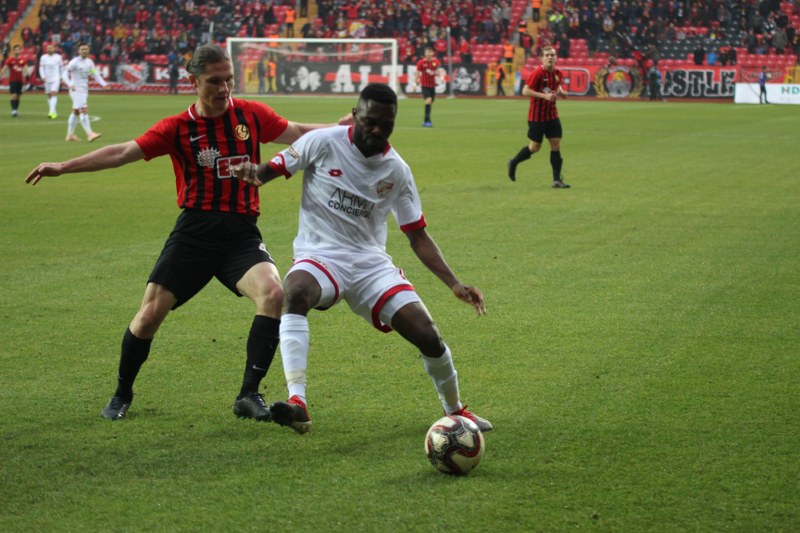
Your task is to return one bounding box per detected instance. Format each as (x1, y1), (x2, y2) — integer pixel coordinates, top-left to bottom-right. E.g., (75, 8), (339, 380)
(1, 0), (799, 81)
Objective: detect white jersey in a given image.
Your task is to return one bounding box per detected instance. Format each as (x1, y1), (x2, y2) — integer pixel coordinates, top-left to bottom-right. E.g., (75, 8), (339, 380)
(270, 126), (425, 258)
(63, 56), (107, 92)
(39, 53), (63, 83)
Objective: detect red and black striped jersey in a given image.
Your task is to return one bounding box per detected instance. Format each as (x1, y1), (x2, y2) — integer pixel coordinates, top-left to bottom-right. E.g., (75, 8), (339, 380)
(416, 58), (440, 88)
(526, 65), (563, 122)
(4, 57), (27, 83)
(135, 98), (288, 216)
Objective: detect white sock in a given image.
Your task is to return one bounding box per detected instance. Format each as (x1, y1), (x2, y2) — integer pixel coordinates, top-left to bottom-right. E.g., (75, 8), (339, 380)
(48, 96), (57, 114)
(79, 112), (93, 134)
(279, 313), (310, 403)
(67, 113), (78, 135)
(421, 345), (462, 414)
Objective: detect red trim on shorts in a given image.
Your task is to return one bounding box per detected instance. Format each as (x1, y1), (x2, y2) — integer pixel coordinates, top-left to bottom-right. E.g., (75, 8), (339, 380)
(294, 258), (339, 310)
(371, 283), (415, 333)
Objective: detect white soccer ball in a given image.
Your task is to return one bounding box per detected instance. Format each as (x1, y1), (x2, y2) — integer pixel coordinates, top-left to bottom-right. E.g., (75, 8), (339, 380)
(424, 415), (485, 475)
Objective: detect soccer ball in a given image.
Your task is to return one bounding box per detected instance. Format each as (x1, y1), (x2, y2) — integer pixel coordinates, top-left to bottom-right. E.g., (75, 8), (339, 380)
(424, 415), (485, 475)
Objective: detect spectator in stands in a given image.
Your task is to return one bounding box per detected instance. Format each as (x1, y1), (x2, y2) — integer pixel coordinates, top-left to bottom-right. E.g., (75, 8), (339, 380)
(707, 48), (718, 65)
(693, 42), (705, 65)
(1, 44), (30, 118)
(773, 26), (788, 54)
(531, 0), (542, 23)
(459, 36), (472, 64)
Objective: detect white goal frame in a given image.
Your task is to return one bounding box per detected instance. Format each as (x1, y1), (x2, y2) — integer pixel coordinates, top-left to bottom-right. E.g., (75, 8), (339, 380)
(226, 38), (399, 95)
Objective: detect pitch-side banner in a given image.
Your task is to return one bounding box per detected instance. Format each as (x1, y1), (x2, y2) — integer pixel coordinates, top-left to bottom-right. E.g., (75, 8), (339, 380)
(734, 83), (800, 104)
(71, 61), (776, 100)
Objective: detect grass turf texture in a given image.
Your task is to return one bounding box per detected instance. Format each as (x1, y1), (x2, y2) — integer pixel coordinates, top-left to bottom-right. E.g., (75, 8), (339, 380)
(1, 94), (798, 531)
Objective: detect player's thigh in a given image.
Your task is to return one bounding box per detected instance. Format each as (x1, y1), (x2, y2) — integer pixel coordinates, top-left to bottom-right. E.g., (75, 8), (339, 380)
(285, 255), (343, 311)
(544, 118), (563, 140)
(527, 120), (546, 144)
(234, 260), (283, 317)
(346, 258), (418, 332)
(148, 236), (218, 310)
(70, 90), (88, 109)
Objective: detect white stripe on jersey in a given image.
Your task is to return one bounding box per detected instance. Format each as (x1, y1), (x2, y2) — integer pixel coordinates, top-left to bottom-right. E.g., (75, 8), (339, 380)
(277, 126), (425, 256)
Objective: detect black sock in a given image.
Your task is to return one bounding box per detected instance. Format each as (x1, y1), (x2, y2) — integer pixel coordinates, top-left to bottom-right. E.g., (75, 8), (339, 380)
(238, 316), (280, 398)
(512, 146), (532, 165)
(424, 104), (431, 122)
(550, 151), (563, 180)
(114, 328), (152, 401)
(11, 100), (19, 111)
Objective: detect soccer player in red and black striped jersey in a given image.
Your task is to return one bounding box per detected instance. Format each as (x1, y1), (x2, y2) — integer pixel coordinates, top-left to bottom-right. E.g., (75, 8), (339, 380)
(413, 46), (444, 127)
(25, 44), (351, 422)
(1, 45), (30, 117)
(507, 46), (570, 188)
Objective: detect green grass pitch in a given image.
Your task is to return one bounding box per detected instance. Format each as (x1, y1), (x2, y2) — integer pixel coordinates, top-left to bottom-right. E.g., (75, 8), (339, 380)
(1, 93), (799, 531)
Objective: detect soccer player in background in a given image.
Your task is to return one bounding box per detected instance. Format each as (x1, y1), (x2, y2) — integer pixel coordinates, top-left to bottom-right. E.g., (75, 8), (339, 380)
(507, 45), (571, 188)
(62, 43), (107, 141)
(39, 43), (64, 119)
(413, 46), (445, 127)
(232, 83), (493, 435)
(25, 44), (351, 422)
(1, 44), (29, 117)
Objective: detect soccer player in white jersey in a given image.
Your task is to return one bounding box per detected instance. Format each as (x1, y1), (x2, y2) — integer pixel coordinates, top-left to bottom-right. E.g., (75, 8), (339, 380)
(39, 43), (64, 119)
(234, 83), (493, 435)
(62, 43), (107, 142)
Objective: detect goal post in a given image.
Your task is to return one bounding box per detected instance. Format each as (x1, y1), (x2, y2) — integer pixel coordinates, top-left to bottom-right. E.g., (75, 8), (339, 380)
(227, 38), (399, 96)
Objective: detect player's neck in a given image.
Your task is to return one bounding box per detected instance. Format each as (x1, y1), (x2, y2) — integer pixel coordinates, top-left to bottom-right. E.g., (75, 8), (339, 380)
(193, 100), (229, 118)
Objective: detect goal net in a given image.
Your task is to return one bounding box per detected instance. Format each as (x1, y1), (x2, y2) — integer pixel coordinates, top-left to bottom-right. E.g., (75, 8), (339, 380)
(227, 38), (399, 96)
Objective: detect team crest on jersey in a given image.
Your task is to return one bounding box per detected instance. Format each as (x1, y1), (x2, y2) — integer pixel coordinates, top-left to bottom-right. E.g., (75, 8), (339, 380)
(197, 147), (221, 168)
(235, 124), (250, 141)
(376, 179), (394, 198)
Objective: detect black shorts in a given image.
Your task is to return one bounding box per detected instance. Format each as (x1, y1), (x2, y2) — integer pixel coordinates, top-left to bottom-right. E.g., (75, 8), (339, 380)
(9, 81), (23, 95)
(527, 118), (563, 143)
(148, 209), (275, 309)
(421, 86), (436, 101)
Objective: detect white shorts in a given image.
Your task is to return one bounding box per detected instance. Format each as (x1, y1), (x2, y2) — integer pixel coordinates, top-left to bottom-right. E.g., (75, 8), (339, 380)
(288, 249), (422, 332)
(69, 89), (88, 110)
(44, 80), (61, 93)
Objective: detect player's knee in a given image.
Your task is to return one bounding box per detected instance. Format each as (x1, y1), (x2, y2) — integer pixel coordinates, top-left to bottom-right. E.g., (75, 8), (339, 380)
(252, 281), (284, 314)
(283, 283), (316, 314)
(529, 142), (542, 153)
(133, 304), (168, 337)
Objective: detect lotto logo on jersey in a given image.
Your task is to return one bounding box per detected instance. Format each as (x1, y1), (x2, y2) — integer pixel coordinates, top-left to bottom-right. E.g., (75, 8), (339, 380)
(216, 155), (251, 179)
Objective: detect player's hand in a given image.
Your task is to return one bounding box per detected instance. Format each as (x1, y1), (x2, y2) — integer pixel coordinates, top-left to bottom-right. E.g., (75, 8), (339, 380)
(232, 162), (263, 187)
(25, 163), (63, 186)
(452, 283), (485, 316)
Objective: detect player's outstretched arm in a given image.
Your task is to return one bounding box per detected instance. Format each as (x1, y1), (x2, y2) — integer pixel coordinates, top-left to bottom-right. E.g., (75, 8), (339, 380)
(273, 113), (354, 145)
(405, 228), (486, 316)
(25, 141), (145, 185)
